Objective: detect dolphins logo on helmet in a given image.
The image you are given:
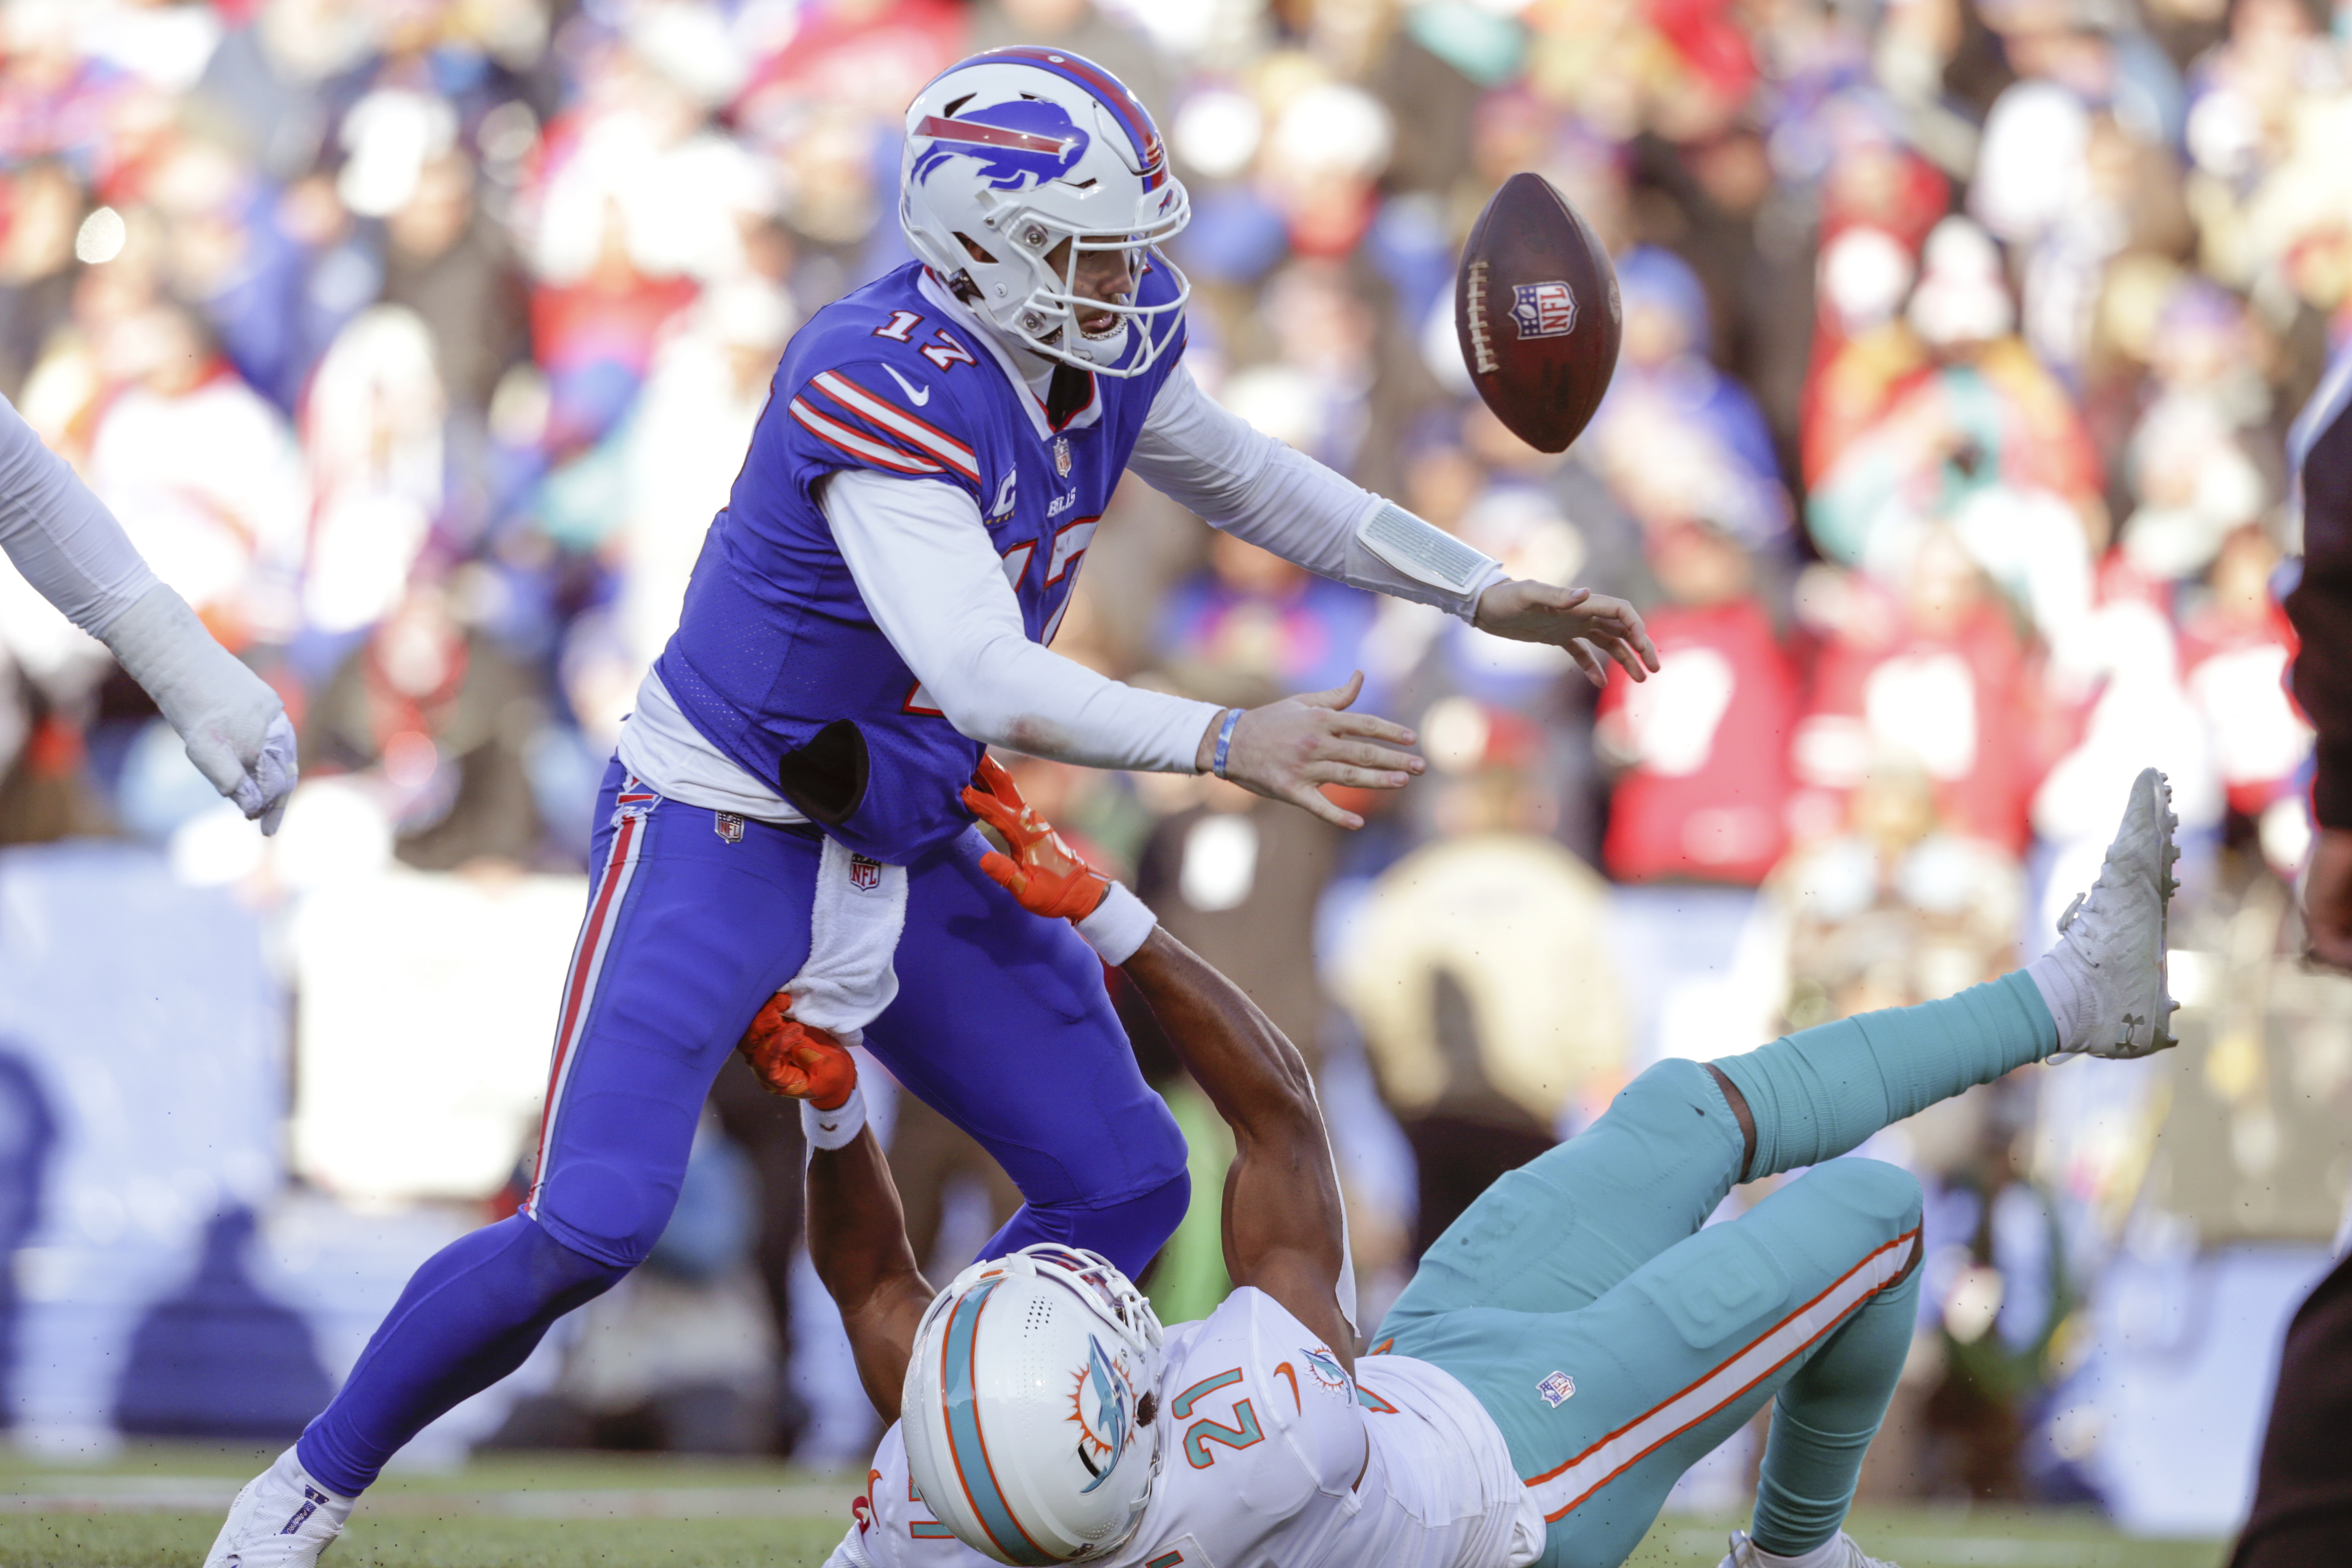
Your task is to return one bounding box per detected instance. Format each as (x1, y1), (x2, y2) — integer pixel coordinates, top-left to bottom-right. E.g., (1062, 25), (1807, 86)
(911, 100), (1090, 192)
(1073, 1335), (1130, 1492)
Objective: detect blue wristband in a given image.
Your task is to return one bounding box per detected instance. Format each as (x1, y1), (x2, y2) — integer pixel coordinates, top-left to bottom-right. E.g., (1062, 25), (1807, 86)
(1211, 707), (1241, 779)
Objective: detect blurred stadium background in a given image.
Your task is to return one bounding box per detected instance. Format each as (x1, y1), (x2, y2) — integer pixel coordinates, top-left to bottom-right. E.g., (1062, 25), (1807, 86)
(0, 0), (2340, 1560)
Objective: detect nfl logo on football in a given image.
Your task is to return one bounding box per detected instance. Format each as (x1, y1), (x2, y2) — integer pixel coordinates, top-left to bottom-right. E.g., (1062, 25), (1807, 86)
(849, 853), (884, 891)
(1510, 281), (1578, 340)
(1054, 437), (1072, 478)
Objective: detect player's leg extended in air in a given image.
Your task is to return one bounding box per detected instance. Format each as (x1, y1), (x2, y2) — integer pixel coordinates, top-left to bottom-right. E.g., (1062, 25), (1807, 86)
(1376, 767), (2179, 1568)
(849, 763), (2177, 1568)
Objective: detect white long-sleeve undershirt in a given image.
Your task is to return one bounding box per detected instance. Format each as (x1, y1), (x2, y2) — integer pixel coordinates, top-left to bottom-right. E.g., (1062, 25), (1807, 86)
(1128, 366), (1508, 617)
(0, 392), (159, 636)
(823, 467), (1220, 772)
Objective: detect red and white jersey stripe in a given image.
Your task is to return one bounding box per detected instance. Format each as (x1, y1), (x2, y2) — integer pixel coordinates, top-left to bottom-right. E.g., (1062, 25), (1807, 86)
(788, 395), (945, 477)
(809, 370), (983, 482)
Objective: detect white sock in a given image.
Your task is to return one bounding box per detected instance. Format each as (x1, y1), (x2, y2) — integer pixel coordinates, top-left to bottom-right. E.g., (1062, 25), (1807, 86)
(2027, 944), (2091, 1056)
(1744, 1533), (1849, 1568)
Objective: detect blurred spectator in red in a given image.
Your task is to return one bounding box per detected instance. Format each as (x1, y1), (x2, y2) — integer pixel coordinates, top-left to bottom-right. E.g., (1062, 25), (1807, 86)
(1793, 531), (2041, 852)
(2181, 525), (2309, 865)
(85, 300), (310, 651)
(1596, 515), (1797, 884)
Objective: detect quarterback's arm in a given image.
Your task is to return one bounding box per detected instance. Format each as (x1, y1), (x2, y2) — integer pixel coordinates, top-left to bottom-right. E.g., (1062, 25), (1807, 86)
(1127, 367), (1658, 685)
(824, 470), (1427, 828)
(0, 395), (297, 828)
(824, 469), (1220, 771)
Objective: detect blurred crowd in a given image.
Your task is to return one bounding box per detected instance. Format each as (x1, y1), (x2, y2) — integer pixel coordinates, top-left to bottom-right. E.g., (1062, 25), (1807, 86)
(0, 0), (2333, 1513)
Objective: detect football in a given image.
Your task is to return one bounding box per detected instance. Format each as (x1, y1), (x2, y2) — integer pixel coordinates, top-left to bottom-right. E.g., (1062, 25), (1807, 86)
(1454, 172), (1622, 453)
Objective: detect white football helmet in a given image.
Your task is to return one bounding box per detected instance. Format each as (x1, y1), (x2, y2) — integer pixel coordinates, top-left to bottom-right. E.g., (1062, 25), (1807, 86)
(898, 47), (1189, 378)
(901, 1244), (1167, 1564)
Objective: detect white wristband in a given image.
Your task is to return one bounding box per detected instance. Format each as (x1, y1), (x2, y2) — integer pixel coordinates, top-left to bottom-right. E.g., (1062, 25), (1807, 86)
(801, 1081), (868, 1151)
(1075, 880), (1157, 966)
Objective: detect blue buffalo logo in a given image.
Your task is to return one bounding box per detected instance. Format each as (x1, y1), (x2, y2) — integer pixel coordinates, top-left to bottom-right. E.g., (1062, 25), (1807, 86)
(913, 100), (1089, 191)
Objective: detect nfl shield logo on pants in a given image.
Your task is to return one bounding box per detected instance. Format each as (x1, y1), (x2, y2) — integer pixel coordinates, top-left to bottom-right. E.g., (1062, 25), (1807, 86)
(849, 853), (883, 891)
(1538, 1370), (1576, 1407)
(714, 812), (744, 844)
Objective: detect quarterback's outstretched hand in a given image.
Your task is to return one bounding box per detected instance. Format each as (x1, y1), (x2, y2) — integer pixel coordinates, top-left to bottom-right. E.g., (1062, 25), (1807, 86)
(961, 755), (1111, 921)
(736, 993), (858, 1110)
(1196, 671), (1422, 831)
(1473, 579), (1660, 689)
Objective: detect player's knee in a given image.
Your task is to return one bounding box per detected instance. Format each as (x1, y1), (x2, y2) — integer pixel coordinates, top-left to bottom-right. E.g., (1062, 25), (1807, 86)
(514, 1213), (634, 1307)
(1051, 1166), (1191, 1281)
(1609, 1058), (1740, 1150)
(531, 1159), (681, 1272)
(1811, 1156), (1923, 1235)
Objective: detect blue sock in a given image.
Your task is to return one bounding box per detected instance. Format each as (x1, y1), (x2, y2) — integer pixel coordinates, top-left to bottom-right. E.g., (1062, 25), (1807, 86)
(1715, 971), (2059, 1180)
(296, 1215), (627, 1495)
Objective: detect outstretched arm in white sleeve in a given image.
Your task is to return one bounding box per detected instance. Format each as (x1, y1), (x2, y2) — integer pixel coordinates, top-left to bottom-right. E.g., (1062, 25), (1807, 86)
(0, 396), (296, 830)
(821, 470), (1427, 830)
(1125, 365), (1659, 688)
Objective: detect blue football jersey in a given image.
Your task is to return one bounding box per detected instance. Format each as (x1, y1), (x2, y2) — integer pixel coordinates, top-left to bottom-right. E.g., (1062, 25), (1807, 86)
(655, 261), (1186, 862)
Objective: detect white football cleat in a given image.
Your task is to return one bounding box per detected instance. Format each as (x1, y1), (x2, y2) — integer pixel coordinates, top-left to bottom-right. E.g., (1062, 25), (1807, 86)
(202, 1446), (352, 1568)
(2050, 766), (2180, 1059)
(1720, 1528), (1902, 1568)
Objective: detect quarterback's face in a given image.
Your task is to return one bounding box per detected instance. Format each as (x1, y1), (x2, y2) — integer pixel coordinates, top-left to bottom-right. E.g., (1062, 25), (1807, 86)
(1046, 236), (1139, 336)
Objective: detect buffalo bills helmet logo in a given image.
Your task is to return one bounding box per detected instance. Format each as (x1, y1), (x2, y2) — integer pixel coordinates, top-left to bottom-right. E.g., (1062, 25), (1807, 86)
(912, 100), (1090, 191)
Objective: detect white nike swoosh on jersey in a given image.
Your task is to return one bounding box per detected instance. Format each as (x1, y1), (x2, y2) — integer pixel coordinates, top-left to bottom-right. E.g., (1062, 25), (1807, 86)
(882, 365), (931, 406)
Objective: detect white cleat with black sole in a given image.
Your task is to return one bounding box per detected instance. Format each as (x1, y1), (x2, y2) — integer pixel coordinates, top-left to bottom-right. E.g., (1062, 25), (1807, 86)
(2045, 766), (2181, 1060)
(202, 1446), (352, 1568)
(1719, 1527), (1902, 1568)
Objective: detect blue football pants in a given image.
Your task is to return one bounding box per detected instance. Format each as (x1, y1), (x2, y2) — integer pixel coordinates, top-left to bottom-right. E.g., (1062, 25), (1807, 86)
(298, 760), (1189, 1495)
(1379, 972), (2058, 1567)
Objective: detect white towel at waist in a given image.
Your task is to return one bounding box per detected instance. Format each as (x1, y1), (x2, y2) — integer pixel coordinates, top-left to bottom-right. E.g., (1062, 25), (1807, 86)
(783, 836), (907, 1047)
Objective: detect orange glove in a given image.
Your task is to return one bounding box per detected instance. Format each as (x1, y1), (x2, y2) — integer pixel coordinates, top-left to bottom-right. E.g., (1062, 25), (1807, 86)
(960, 754), (1111, 922)
(736, 993), (857, 1110)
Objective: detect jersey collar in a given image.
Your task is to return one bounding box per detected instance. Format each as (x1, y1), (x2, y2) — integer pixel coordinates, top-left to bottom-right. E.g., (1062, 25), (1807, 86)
(916, 268), (1104, 439)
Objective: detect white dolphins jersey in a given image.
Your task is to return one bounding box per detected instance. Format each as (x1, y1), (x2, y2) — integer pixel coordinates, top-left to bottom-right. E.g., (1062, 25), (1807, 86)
(824, 1287), (1544, 1568)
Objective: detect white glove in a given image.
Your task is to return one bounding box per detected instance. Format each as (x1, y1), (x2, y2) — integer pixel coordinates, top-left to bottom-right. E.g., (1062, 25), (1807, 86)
(101, 584), (299, 834)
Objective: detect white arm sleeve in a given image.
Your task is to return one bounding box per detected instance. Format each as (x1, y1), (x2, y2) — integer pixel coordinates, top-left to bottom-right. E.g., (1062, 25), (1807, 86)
(0, 392), (159, 635)
(1126, 365), (1508, 620)
(822, 469), (1221, 773)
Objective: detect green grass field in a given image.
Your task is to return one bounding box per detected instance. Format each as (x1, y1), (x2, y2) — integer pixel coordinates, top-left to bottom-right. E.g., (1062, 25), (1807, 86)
(0, 1444), (2229, 1567)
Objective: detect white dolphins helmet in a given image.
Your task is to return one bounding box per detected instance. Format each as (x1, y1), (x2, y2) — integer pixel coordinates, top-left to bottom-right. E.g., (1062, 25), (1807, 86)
(898, 47), (1190, 378)
(901, 1244), (1167, 1564)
